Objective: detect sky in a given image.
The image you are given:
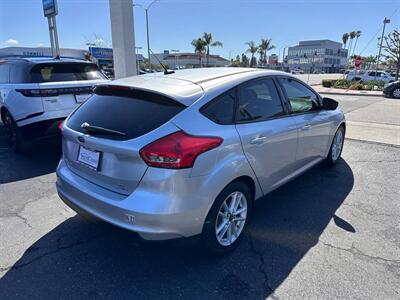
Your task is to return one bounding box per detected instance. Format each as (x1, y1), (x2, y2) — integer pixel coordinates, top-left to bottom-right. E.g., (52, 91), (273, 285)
(0, 0), (399, 59)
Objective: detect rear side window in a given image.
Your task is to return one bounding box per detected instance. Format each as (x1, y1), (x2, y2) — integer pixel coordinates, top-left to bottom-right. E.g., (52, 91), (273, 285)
(30, 63), (106, 83)
(0, 64), (10, 83)
(237, 78), (284, 122)
(200, 89), (235, 125)
(67, 88), (186, 140)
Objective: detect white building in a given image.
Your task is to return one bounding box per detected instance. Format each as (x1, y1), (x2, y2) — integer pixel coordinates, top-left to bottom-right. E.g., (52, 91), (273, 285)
(286, 40), (348, 73)
(0, 46), (87, 59)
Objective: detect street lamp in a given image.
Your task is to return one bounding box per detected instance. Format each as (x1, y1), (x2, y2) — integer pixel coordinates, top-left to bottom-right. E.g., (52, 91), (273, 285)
(133, 0), (160, 71)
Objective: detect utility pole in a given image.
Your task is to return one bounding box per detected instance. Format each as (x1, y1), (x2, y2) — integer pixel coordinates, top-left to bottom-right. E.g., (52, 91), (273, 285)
(134, 0), (159, 71)
(375, 17), (390, 80)
(145, 9), (151, 70)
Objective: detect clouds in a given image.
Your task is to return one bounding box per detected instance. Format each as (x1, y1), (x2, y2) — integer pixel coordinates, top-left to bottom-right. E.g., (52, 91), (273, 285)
(5, 39), (19, 45)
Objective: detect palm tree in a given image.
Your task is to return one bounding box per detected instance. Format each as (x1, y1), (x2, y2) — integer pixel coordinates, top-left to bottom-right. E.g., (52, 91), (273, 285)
(348, 31), (357, 58)
(245, 41), (258, 67)
(258, 38), (275, 66)
(351, 30), (362, 56)
(342, 33), (349, 49)
(191, 38), (206, 68)
(257, 47), (265, 66)
(202, 32), (223, 67)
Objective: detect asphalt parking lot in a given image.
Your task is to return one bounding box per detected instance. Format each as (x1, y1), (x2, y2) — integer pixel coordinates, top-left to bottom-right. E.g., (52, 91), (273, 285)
(0, 95), (399, 299)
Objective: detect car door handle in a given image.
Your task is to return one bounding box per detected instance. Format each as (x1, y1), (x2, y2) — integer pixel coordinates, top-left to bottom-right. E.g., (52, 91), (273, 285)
(302, 123), (311, 130)
(250, 135), (267, 144)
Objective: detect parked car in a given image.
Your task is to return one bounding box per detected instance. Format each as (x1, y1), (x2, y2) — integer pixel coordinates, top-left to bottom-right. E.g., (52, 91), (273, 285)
(56, 68), (345, 254)
(0, 57), (108, 152)
(290, 69), (304, 74)
(383, 80), (400, 98)
(346, 70), (395, 83)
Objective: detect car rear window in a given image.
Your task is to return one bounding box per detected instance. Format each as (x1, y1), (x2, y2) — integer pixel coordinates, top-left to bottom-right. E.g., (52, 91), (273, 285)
(67, 87), (186, 140)
(30, 63), (106, 83)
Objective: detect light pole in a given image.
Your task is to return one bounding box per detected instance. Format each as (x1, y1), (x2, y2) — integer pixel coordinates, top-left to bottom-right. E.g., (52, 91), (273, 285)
(134, 0), (160, 71)
(375, 17), (390, 80)
(171, 49), (179, 69)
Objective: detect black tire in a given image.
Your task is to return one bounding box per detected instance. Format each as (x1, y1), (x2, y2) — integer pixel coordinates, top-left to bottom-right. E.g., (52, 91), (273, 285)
(2, 111), (28, 153)
(326, 126), (345, 165)
(201, 181), (253, 255)
(391, 87), (400, 99)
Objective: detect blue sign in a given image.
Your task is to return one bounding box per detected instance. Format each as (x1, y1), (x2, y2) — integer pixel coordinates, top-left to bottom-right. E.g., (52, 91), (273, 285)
(89, 47), (113, 60)
(43, 0), (58, 17)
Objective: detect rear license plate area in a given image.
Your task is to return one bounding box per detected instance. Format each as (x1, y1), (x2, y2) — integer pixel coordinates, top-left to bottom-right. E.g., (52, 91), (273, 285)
(77, 146), (101, 170)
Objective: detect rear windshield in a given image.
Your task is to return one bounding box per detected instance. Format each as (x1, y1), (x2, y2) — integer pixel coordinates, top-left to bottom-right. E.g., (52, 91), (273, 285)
(30, 63), (106, 83)
(67, 88), (186, 140)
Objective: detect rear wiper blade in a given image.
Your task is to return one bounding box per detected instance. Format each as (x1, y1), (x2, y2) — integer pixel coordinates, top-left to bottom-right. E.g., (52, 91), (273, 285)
(81, 122), (127, 137)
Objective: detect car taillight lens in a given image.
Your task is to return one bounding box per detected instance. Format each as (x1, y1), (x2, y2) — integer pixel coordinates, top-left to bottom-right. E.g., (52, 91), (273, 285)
(16, 89), (42, 97)
(16, 87), (94, 97)
(139, 131), (223, 169)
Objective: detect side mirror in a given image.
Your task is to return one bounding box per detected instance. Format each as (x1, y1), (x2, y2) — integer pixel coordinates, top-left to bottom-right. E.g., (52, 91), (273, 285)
(322, 97), (339, 110)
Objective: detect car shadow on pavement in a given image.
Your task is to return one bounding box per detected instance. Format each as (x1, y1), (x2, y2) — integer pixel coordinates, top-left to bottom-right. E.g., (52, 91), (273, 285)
(0, 159), (354, 299)
(0, 121), (61, 184)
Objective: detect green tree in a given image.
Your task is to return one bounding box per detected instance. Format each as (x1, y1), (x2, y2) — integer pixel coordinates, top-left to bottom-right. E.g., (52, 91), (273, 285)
(202, 32), (223, 67)
(230, 55), (241, 67)
(191, 38), (206, 68)
(342, 33), (349, 49)
(245, 41), (258, 67)
(348, 31), (357, 57)
(382, 29), (400, 80)
(351, 30), (362, 56)
(363, 55), (376, 69)
(241, 53), (250, 67)
(258, 38), (275, 66)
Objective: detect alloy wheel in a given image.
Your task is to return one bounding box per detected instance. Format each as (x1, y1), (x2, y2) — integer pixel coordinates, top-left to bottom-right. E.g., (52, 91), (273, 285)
(331, 129), (344, 161)
(215, 191), (247, 246)
(392, 88), (400, 98)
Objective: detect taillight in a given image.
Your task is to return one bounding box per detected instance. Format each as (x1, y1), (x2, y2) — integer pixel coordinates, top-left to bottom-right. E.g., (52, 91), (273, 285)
(139, 131), (223, 169)
(16, 86), (93, 97)
(16, 89), (42, 97)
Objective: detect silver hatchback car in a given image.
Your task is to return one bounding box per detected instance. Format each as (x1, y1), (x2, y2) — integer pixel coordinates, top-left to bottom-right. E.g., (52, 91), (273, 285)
(56, 68), (345, 253)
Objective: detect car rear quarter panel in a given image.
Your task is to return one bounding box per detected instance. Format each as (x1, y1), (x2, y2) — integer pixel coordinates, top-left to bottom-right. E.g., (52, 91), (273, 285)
(323, 108), (346, 156)
(171, 101), (263, 203)
(2, 83), (44, 121)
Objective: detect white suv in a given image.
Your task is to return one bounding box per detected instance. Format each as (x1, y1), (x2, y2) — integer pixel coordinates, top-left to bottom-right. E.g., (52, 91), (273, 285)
(0, 57), (108, 152)
(346, 70), (395, 83)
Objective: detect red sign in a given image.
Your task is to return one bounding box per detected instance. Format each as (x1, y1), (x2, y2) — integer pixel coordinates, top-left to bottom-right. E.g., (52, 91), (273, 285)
(354, 56), (362, 69)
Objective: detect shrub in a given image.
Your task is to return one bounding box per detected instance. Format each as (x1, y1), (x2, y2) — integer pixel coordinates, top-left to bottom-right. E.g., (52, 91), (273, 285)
(349, 82), (364, 90)
(322, 79), (337, 88)
(364, 80), (385, 88)
(333, 79), (350, 89)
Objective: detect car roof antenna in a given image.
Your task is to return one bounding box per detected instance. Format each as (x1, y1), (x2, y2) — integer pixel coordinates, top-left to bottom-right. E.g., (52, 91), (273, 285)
(149, 48), (175, 75)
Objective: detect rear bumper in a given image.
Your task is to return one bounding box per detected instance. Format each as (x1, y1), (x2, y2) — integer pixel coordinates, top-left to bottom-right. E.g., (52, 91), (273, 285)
(56, 159), (209, 240)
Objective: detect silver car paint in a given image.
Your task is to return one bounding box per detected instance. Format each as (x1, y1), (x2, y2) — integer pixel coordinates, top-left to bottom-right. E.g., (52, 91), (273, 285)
(56, 68), (345, 240)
